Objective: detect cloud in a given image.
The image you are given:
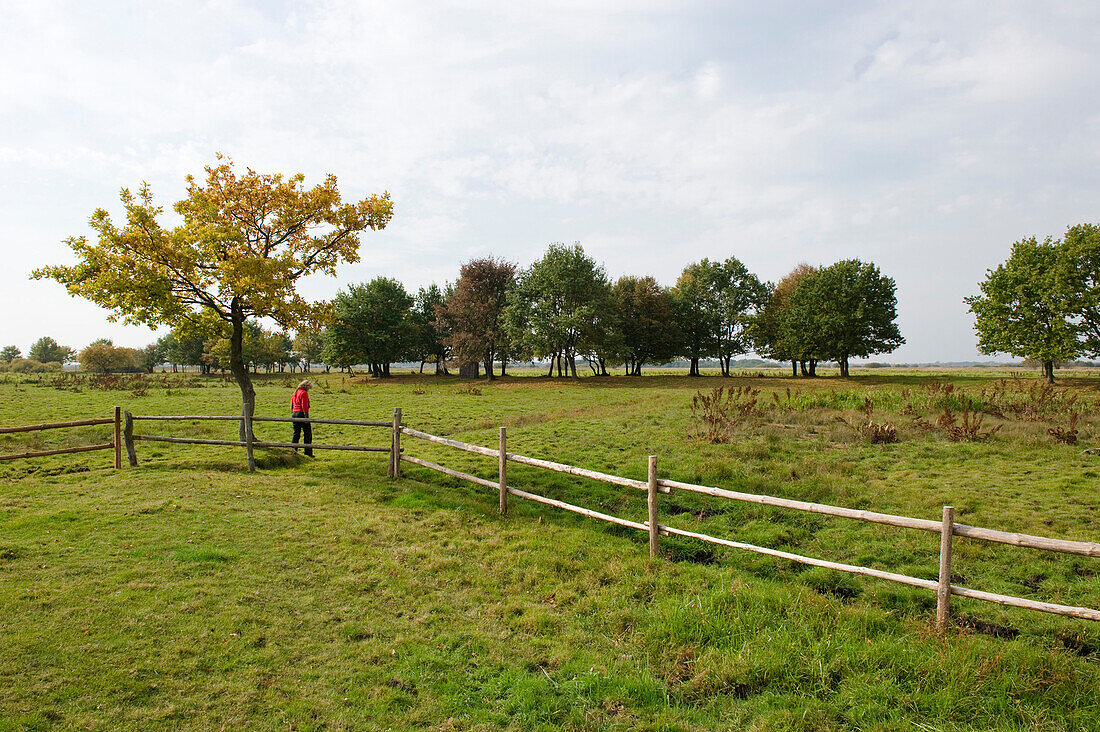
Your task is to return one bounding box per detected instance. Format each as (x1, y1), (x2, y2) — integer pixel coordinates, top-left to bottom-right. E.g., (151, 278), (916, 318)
(2, 1), (1099, 362)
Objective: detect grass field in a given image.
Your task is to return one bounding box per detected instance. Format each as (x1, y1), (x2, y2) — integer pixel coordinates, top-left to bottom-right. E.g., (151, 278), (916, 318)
(1, 368), (1098, 730)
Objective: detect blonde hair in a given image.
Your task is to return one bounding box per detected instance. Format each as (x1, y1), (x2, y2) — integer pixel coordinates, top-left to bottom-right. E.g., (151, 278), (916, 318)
(297, 380), (313, 390)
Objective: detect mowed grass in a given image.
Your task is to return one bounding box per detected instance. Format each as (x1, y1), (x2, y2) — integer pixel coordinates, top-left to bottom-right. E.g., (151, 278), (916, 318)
(1, 368), (1099, 730)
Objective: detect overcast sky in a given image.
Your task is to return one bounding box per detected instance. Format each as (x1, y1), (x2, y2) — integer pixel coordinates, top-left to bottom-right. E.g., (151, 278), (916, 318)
(2, 0), (1098, 362)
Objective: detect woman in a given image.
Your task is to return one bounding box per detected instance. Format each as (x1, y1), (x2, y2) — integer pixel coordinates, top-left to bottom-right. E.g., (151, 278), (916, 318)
(291, 380), (313, 457)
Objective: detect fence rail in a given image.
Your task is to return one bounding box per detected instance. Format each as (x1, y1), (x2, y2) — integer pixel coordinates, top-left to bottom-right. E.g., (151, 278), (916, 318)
(394, 411), (1100, 628)
(0, 408), (121, 468)
(123, 412), (392, 466)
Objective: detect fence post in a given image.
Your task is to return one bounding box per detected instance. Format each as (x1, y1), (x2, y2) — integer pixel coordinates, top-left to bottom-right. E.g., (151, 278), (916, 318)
(390, 407), (402, 478)
(937, 505), (955, 631)
(647, 455), (659, 558)
(113, 406), (121, 469)
(123, 411), (137, 467)
(499, 427), (507, 515)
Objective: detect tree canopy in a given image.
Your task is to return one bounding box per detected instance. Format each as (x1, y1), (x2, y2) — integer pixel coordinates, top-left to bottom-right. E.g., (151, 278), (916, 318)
(784, 260), (904, 377)
(34, 157), (392, 468)
(438, 258), (516, 379)
(506, 243), (611, 377)
(966, 236), (1079, 383)
(28, 337), (73, 364)
(324, 278), (414, 377)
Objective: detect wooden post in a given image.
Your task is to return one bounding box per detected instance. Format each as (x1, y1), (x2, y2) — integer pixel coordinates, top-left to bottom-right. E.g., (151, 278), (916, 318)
(113, 406), (121, 469)
(123, 411), (137, 467)
(937, 505), (955, 631)
(390, 408), (402, 478)
(647, 455), (659, 558)
(499, 427), (507, 515)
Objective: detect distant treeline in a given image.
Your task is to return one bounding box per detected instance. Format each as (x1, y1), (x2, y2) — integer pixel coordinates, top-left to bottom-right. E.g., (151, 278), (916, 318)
(4, 243), (906, 378)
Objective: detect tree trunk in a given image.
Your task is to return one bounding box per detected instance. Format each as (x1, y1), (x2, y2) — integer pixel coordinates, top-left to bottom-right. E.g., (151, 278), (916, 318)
(689, 357), (699, 376)
(383, 362), (391, 377)
(791, 360), (798, 377)
(839, 356), (849, 378)
(809, 359), (817, 377)
(485, 350), (495, 380)
(500, 358), (507, 377)
(1043, 360), (1055, 384)
(228, 300), (256, 472)
(800, 360), (808, 377)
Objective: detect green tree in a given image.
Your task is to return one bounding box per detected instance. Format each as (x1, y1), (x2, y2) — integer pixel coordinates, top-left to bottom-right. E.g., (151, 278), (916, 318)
(412, 284), (450, 374)
(612, 276), (680, 375)
(785, 260), (903, 377)
(967, 237), (1078, 383)
(325, 278), (414, 377)
(713, 257), (769, 376)
(33, 156), (392, 469)
(292, 330), (325, 373)
(506, 243), (612, 378)
(28, 337), (73, 364)
(0, 346), (20, 363)
(1057, 223), (1100, 358)
(752, 264), (816, 376)
(672, 260), (722, 376)
(438, 258), (516, 379)
(138, 342), (164, 373)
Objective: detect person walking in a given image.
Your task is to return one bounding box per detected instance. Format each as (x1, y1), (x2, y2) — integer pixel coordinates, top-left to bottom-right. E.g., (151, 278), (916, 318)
(291, 380), (313, 457)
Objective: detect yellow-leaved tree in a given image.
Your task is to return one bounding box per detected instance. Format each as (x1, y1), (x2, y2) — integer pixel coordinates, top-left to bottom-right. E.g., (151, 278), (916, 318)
(34, 156), (393, 470)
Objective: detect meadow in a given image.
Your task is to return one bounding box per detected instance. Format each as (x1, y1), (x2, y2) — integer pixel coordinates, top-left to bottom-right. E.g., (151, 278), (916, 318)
(1, 367), (1098, 731)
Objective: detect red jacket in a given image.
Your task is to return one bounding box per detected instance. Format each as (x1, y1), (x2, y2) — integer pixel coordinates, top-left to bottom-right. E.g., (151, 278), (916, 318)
(291, 388), (310, 413)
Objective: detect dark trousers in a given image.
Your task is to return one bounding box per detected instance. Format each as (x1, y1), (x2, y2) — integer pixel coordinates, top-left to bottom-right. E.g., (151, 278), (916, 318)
(291, 411), (312, 456)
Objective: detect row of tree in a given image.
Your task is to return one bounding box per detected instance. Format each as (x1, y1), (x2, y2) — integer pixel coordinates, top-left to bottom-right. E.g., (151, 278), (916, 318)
(968, 224), (1100, 383)
(316, 243), (904, 379)
(0, 337), (75, 365)
(16, 246), (906, 379)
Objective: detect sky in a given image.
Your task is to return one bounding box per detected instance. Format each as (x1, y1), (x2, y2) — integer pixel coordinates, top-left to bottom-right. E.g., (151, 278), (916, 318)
(2, 0), (1099, 363)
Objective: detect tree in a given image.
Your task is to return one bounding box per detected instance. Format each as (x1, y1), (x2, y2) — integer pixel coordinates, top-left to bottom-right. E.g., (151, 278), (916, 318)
(292, 331), (325, 373)
(787, 260), (903, 377)
(966, 237), (1078, 383)
(752, 264), (816, 376)
(1057, 223), (1100, 358)
(325, 278), (414, 377)
(28, 337), (73, 364)
(713, 257), (769, 376)
(506, 243), (612, 378)
(138, 342), (164, 373)
(612, 276), (680, 375)
(0, 346), (20, 363)
(33, 156), (392, 469)
(673, 260), (722, 376)
(411, 284), (450, 374)
(438, 258), (516, 379)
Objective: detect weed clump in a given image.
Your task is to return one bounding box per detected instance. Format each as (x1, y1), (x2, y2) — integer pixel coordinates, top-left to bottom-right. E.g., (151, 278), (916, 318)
(1048, 412), (1080, 445)
(690, 386), (759, 443)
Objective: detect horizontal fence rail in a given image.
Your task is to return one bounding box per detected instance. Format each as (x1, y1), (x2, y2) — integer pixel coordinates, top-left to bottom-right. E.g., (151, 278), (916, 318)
(0, 409), (121, 468)
(0, 418), (114, 434)
(395, 415), (1100, 629)
(123, 412), (392, 467)
(658, 479), (1100, 558)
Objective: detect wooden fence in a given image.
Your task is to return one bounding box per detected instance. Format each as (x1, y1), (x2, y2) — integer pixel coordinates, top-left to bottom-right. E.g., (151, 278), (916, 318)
(4, 406), (1098, 629)
(391, 409), (1100, 629)
(0, 407), (121, 468)
(121, 412), (391, 466)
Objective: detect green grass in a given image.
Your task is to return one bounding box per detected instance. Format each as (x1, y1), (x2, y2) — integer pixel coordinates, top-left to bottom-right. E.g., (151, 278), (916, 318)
(0, 369), (1098, 730)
